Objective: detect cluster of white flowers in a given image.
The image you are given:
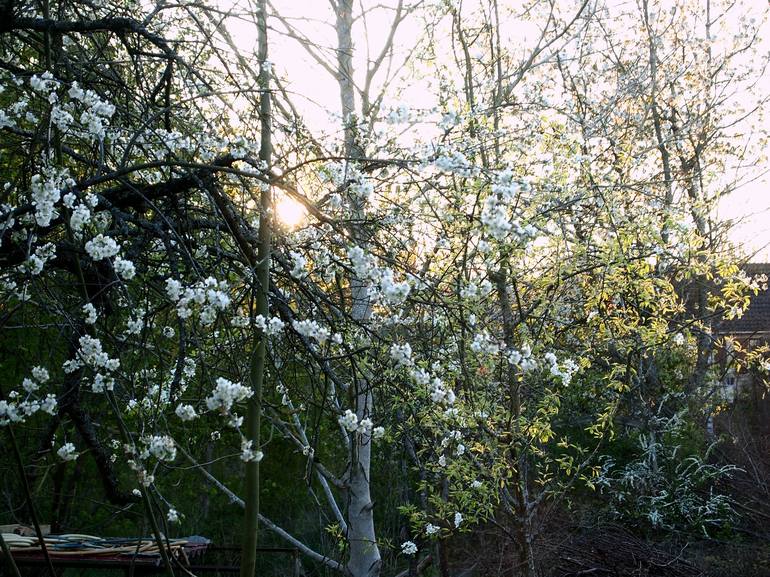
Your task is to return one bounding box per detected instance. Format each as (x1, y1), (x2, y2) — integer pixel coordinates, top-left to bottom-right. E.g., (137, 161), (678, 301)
(57, 442), (78, 461)
(175, 403), (198, 421)
(32, 366), (50, 382)
(289, 251), (307, 278)
(30, 167), (73, 227)
(30, 71), (57, 94)
(433, 150), (475, 177)
(229, 135), (259, 160)
(141, 435), (176, 462)
(23, 242), (56, 276)
(459, 279), (492, 300)
(82, 303), (98, 324)
(67, 81), (116, 140)
(50, 105), (73, 131)
(153, 129), (195, 154)
(337, 409), (358, 433)
(138, 470), (155, 487)
(454, 512), (463, 528)
(401, 541), (418, 556)
(347, 245), (374, 278)
(0, 109), (12, 129)
(347, 247), (412, 307)
(113, 256), (136, 280)
(183, 358), (196, 380)
(544, 352), (578, 386)
(491, 170), (529, 200)
(479, 196), (511, 240)
(167, 277), (231, 326)
(92, 373), (114, 393)
(124, 312), (145, 336)
(0, 202), (14, 234)
(0, 89), (38, 128)
(389, 343), (413, 367)
(507, 343), (537, 372)
(253, 314), (285, 335)
(65, 335), (120, 377)
(377, 268), (411, 305)
(85, 234), (120, 260)
(441, 429), (465, 456)
(470, 332), (500, 356)
(0, 392), (57, 426)
(127, 457), (156, 488)
(425, 523), (440, 535)
(240, 439), (264, 462)
(459, 283), (478, 299)
(276, 382), (291, 407)
(206, 377), (253, 414)
(480, 194), (536, 243)
(165, 278), (183, 300)
(292, 319), (331, 344)
(338, 409), (376, 436)
(428, 376), (456, 406)
(167, 508), (180, 523)
(349, 177), (374, 203)
(22, 366), (50, 393)
(69, 203), (91, 233)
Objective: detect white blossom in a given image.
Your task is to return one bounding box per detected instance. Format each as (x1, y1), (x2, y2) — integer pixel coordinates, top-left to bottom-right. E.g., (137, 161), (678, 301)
(389, 343), (413, 367)
(175, 404), (198, 421)
(206, 377), (253, 413)
(240, 439), (264, 462)
(292, 319), (330, 344)
(114, 257), (136, 280)
(85, 234), (119, 260)
(57, 442), (78, 461)
(31, 366), (49, 383)
(166, 278), (183, 301)
(289, 251), (307, 278)
(338, 409), (359, 433)
(144, 435), (176, 462)
(70, 204), (91, 232)
(83, 303), (98, 324)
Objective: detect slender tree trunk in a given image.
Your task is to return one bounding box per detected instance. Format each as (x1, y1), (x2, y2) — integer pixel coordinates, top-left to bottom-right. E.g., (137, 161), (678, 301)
(241, 1), (271, 576)
(492, 267), (537, 577)
(335, 2), (380, 576)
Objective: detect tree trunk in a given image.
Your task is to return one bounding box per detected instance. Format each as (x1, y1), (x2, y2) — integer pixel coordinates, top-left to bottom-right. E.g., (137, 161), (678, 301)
(240, 1), (272, 576)
(335, 2), (380, 575)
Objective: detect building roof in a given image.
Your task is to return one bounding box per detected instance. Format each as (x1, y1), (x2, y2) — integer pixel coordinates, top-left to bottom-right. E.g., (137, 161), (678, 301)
(718, 263), (770, 335)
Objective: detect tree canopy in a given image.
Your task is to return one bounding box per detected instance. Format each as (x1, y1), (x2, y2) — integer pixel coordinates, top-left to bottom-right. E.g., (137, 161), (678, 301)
(1, 1), (769, 576)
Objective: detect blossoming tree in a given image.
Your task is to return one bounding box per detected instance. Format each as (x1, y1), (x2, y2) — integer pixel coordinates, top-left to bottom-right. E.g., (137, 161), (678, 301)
(0, 1), (767, 577)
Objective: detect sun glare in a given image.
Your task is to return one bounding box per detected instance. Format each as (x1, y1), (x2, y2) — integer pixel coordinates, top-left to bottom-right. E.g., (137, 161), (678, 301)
(276, 196), (307, 229)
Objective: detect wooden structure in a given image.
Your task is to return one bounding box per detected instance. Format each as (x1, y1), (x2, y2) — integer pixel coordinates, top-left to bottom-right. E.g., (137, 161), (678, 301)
(0, 531), (301, 575)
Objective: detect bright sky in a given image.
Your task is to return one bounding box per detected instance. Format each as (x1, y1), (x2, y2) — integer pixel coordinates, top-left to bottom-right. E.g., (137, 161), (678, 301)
(718, 177), (770, 262)
(218, 0), (770, 262)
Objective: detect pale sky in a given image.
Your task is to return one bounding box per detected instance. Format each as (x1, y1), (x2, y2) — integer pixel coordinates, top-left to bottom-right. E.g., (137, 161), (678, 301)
(218, 0), (770, 262)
